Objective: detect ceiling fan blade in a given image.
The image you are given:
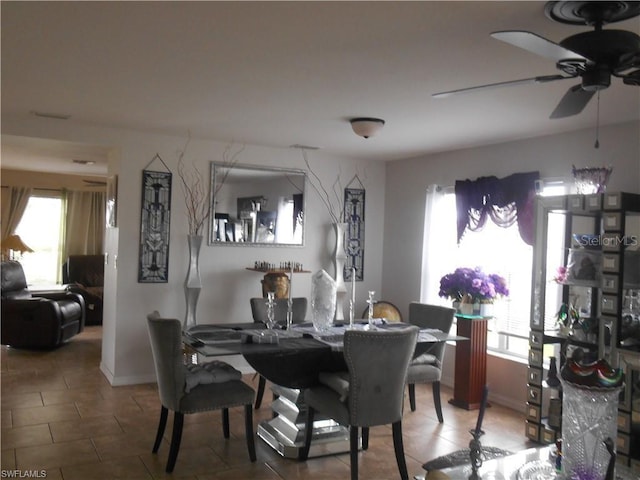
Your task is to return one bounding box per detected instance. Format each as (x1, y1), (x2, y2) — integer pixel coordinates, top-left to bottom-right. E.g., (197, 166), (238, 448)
(549, 84), (595, 119)
(491, 30), (589, 63)
(432, 75), (569, 98)
(614, 51), (640, 77)
(622, 72), (640, 86)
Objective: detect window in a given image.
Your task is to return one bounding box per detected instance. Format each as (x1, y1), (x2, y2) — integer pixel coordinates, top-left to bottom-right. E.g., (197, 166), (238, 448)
(15, 195), (64, 285)
(422, 183), (567, 359)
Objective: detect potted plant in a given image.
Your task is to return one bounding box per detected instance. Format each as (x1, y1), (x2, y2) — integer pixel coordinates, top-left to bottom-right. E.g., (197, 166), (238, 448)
(438, 267), (509, 315)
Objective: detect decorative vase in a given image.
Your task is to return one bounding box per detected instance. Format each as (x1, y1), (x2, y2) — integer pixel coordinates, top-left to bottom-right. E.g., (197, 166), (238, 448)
(332, 222), (348, 321)
(459, 295), (474, 315)
(560, 378), (622, 480)
(459, 303), (474, 316)
(184, 234), (203, 330)
(311, 269), (337, 332)
(479, 303), (494, 317)
(546, 356), (560, 388)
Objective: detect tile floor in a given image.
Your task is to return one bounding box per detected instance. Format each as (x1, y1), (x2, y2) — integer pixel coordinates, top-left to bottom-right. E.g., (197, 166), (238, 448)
(1, 326), (533, 479)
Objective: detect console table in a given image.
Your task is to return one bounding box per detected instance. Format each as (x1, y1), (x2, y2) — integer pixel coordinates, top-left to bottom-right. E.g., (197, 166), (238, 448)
(449, 314), (489, 410)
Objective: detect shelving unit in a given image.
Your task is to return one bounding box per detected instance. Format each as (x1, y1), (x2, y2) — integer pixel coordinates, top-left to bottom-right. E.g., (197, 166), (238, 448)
(526, 192), (640, 470)
(601, 192), (640, 469)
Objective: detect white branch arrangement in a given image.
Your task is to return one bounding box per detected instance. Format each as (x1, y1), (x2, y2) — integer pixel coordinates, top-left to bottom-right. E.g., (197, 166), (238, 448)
(177, 137), (244, 236)
(300, 148), (345, 225)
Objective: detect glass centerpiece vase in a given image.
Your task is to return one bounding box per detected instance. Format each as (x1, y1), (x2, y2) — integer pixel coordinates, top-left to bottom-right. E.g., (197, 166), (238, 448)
(560, 375), (622, 480)
(311, 270), (336, 332)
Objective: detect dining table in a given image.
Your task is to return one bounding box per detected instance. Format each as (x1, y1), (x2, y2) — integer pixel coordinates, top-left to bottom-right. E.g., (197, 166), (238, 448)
(183, 319), (467, 459)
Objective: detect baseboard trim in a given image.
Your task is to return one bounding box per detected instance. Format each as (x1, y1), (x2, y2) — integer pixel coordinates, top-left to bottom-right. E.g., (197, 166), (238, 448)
(100, 362), (157, 386)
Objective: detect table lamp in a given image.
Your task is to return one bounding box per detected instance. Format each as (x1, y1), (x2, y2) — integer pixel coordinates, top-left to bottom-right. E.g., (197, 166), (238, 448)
(1, 234), (34, 260)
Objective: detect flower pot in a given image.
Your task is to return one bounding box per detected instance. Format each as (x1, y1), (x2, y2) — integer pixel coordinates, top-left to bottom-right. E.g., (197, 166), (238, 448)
(459, 302), (474, 316)
(479, 303), (494, 317)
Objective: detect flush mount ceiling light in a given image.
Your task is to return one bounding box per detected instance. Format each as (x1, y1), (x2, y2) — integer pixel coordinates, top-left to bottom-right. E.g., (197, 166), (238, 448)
(350, 117), (385, 139)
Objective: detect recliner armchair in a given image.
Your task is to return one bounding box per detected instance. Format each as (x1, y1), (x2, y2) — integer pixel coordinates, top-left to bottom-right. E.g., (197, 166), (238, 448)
(1, 260), (85, 348)
(62, 254), (104, 325)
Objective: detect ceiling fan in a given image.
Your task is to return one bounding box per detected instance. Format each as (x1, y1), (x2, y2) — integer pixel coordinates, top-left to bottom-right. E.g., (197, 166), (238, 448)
(433, 1), (640, 118)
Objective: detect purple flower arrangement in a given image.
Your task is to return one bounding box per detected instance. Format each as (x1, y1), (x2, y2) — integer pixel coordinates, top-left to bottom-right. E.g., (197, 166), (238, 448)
(439, 267), (509, 303)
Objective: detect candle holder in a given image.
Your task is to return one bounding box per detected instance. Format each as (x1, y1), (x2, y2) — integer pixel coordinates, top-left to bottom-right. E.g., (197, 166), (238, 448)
(265, 292), (276, 330)
(347, 299), (355, 329)
(366, 290), (375, 329)
(468, 429), (484, 480)
(286, 298), (293, 330)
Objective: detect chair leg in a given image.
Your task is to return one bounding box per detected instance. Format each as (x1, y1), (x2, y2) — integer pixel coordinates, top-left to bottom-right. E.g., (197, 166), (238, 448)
(222, 408), (230, 438)
(255, 375), (266, 409)
(392, 421), (409, 480)
(244, 404), (256, 462)
(350, 425), (359, 480)
(299, 405), (315, 461)
(166, 411), (184, 473)
(152, 405), (168, 453)
(408, 383), (417, 412)
(361, 426), (369, 450)
(432, 381), (443, 423)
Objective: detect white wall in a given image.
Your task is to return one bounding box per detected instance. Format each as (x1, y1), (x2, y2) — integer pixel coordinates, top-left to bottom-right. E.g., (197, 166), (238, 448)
(2, 116), (387, 384)
(383, 121), (640, 410)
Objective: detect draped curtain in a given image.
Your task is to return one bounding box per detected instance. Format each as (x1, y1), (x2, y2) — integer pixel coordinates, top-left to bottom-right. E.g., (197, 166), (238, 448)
(419, 185), (457, 305)
(1, 186), (33, 240)
(455, 171), (540, 246)
(62, 190), (106, 258)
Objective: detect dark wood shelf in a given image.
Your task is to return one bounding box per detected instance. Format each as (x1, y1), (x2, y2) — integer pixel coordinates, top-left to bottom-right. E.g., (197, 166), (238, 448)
(246, 268), (311, 274)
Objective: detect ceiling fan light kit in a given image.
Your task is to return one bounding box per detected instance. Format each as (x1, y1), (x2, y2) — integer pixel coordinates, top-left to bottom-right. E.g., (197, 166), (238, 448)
(433, 1), (640, 119)
(350, 118), (385, 138)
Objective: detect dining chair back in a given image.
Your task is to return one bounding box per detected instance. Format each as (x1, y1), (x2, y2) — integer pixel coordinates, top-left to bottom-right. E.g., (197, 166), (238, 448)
(405, 302), (456, 422)
(146, 311), (256, 472)
(250, 297), (308, 327)
(249, 296), (307, 408)
(301, 326), (419, 480)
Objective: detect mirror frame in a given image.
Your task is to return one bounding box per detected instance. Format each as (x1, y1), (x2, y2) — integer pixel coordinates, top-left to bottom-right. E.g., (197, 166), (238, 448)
(208, 162), (306, 247)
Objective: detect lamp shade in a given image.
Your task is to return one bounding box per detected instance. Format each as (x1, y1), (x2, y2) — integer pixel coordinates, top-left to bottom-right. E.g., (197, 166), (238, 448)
(1, 234), (34, 254)
(350, 117), (385, 138)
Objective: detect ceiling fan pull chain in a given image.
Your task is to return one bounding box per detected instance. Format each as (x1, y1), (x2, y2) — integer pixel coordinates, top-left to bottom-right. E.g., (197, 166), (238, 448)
(594, 90), (601, 149)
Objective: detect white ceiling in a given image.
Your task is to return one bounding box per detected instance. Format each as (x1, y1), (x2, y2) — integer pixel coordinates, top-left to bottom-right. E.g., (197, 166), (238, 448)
(2, 1), (639, 176)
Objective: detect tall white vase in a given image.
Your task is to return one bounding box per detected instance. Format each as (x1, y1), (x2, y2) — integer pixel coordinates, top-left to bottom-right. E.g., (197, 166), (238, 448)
(184, 234), (202, 330)
(332, 222), (348, 321)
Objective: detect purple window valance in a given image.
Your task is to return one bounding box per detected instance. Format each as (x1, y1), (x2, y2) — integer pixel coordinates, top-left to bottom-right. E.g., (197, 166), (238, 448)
(455, 171), (540, 246)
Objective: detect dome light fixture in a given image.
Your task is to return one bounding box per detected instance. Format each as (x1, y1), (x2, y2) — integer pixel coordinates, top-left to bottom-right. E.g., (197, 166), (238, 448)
(350, 117), (385, 139)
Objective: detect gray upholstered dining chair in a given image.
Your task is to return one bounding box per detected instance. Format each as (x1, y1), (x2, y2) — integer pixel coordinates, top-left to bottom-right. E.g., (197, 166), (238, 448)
(300, 326), (419, 480)
(146, 312), (256, 472)
(249, 296), (307, 408)
(405, 302), (456, 422)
